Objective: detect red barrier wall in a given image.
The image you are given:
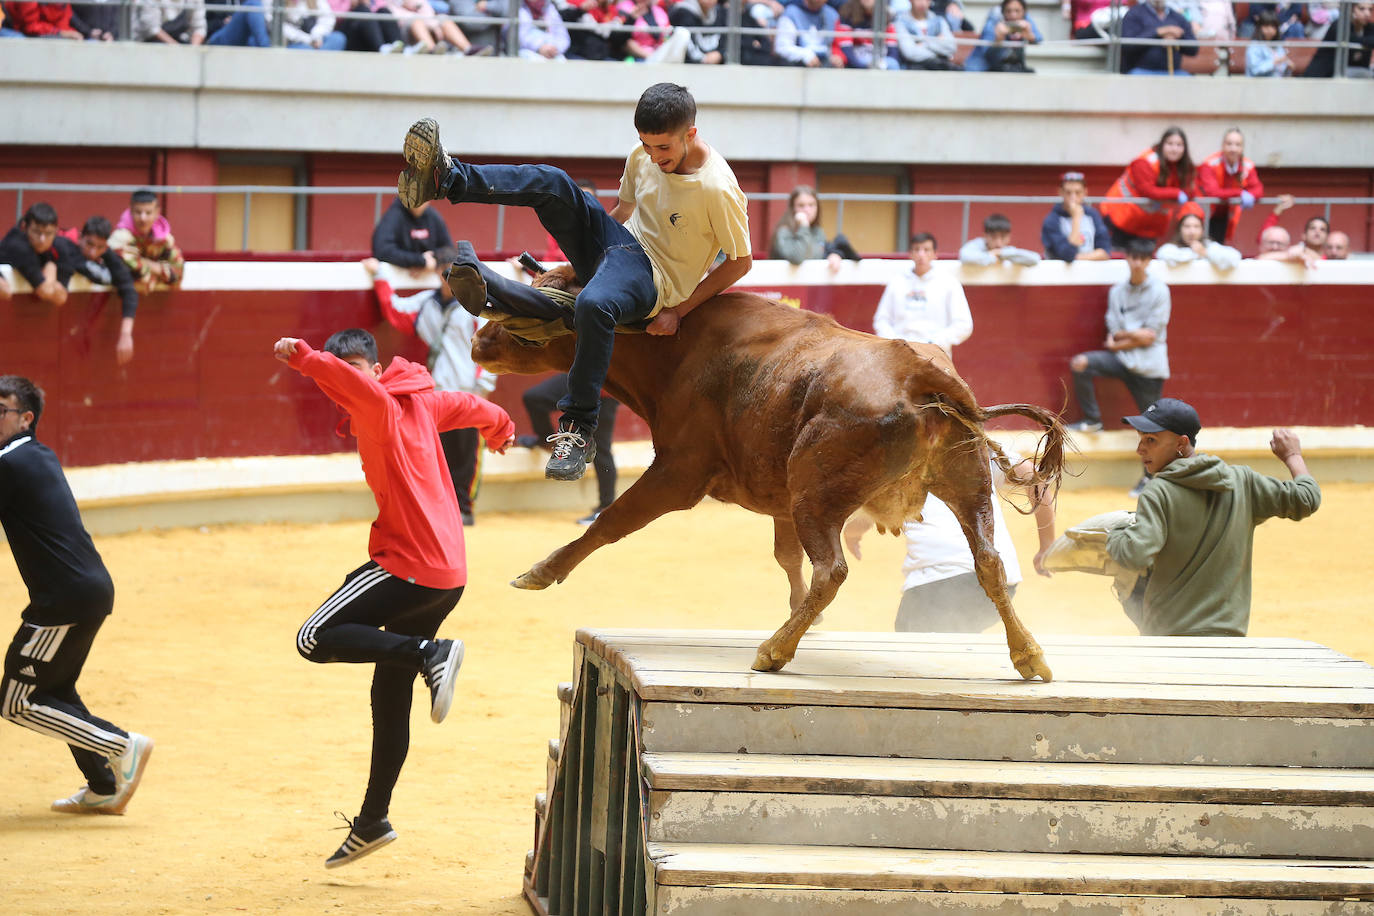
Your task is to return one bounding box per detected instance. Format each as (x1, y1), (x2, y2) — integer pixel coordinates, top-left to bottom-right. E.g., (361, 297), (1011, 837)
(2, 263), (1371, 468)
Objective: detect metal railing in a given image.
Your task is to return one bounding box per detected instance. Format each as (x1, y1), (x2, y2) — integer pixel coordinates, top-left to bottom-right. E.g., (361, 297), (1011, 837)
(3, 0), (1370, 76)
(5, 182), (1371, 252)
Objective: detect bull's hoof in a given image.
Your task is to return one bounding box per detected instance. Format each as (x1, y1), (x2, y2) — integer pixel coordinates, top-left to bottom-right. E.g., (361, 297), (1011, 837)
(1011, 647), (1053, 682)
(511, 567), (556, 590)
(751, 642), (793, 672)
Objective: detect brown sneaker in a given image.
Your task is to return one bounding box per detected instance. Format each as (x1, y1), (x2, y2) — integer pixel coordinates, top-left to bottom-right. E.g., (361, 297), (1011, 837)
(397, 118), (454, 208)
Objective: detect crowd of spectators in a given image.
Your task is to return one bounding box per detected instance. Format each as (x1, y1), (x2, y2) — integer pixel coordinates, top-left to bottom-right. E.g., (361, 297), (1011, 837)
(1, 0), (1370, 75)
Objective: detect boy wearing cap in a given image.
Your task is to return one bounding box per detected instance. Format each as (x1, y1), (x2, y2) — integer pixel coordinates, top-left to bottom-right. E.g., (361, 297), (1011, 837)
(1104, 398), (1321, 638)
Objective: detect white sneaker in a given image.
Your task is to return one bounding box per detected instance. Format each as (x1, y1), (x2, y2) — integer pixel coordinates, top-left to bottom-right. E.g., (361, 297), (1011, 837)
(379, 39), (405, 54)
(106, 732), (154, 815)
(51, 785), (122, 815)
(420, 639), (464, 724)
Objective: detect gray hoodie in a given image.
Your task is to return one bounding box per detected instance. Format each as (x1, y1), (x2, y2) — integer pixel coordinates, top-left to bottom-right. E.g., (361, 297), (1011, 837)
(1105, 453), (1320, 637)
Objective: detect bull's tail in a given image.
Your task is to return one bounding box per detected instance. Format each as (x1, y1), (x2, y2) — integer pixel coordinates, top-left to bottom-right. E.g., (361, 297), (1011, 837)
(930, 398), (1068, 513)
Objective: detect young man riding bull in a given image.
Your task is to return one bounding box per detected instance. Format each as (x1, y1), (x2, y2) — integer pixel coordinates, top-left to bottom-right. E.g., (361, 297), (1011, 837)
(396, 82), (752, 482)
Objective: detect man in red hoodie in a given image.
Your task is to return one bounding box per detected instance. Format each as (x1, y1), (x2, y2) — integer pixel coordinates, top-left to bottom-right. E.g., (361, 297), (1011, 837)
(272, 327), (514, 869)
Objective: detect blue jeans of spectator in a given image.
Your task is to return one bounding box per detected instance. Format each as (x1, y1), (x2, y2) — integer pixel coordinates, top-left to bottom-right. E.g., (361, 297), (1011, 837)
(0, 27), (24, 37)
(1072, 350), (1165, 424)
(1127, 66), (1191, 76)
(443, 162), (657, 432)
(207, 0), (270, 46)
(289, 31), (347, 49)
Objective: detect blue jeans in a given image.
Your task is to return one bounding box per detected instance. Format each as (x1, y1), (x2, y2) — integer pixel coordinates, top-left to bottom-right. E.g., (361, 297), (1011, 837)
(444, 162), (657, 431)
(207, 0), (270, 46)
(1071, 349), (1165, 424)
(289, 31), (347, 49)
(1127, 66), (1192, 76)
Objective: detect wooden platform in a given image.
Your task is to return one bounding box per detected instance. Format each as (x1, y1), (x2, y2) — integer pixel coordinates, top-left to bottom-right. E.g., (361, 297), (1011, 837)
(522, 630), (1374, 915)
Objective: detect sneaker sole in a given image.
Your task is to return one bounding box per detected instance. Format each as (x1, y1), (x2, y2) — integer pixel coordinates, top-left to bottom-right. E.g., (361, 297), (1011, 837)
(51, 797), (123, 816)
(108, 736), (154, 816)
(446, 263), (487, 310)
(398, 118), (443, 209)
(430, 640), (465, 724)
(325, 828), (398, 869)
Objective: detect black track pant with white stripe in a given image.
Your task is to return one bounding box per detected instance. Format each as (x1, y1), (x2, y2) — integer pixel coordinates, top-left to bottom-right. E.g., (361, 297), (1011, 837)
(297, 561), (463, 822)
(2, 617), (130, 795)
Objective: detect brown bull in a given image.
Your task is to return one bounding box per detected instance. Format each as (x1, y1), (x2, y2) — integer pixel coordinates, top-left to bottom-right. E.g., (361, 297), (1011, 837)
(473, 272), (1065, 680)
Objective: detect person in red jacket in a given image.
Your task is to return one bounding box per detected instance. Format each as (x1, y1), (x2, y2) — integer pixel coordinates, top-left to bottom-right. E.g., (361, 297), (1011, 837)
(1100, 126), (1198, 246)
(1197, 127), (1264, 245)
(273, 327), (514, 870)
(4, 0), (82, 36)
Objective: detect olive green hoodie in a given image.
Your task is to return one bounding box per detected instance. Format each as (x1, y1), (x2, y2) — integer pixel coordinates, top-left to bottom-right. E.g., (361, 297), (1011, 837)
(1104, 453), (1321, 637)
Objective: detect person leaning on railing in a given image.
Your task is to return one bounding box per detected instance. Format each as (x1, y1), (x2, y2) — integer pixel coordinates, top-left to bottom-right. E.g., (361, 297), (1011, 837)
(668, 0), (729, 64)
(895, 0), (960, 70)
(1302, 0), (1373, 77)
(131, 0), (208, 44)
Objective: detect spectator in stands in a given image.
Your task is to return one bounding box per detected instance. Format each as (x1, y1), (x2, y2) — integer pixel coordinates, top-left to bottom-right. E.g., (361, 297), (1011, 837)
(363, 254), (494, 525)
(618, 0), (689, 61)
(1304, 1), (1373, 77)
(329, 0), (406, 52)
(1173, 0), (1234, 63)
(1119, 0), (1196, 75)
(768, 185), (860, 271)
(1066, 237), (1171, 444)
(131, 0), (207, 43)
(832, 0), (900, 68)
(741, 0), (783, 63)
(1156, 205), (1241, 270)
(1101, 126), (1197, 246)
(207, 0), (271, 46)
(965, 0), (1041, 71)
(517, 0), (570, 58)
(0, 204), (70, 306)
(56, 217), (139, 365)
(1246, 11), (1292, 76)
(4, 0), (84, 37)
(844, 446), (1055, 633)
(371, 197), (454, 276)
(1300, 215), (1330, 258)
(775, 0), (843, 67)
(1239, 1), (1306, 40)
(931, 0), (972, 31)
(1062, 0), (1113, 39)
(1324, 230), (1350, 260)
(71, 0), (120, 39)
(895, 0), (959, 68)
(1196, 128), (1262, 245)
(394, 0), (484, 53)
(563, 0), (623, 60)
(1042, 171), (1112, 262)
(109, 190), (185, 294)
(280, 0), (346, 48)
(959, 213), (1041, 266)
(450, 0), (505, 54)
(670, 0), (729, 63)
(1256, 224), (1320, 268)
(872, 232), (972, 357)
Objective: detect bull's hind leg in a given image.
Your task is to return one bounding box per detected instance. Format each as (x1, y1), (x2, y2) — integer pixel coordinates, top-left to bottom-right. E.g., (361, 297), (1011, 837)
(932, 475), (1053, 683)
(511, 457), (710, 589)
(753, 513), (849, 672)
(773, 518), (807, 615)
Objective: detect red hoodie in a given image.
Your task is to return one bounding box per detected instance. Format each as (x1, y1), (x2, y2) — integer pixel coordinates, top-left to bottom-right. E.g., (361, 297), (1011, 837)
(288, 341), (514, 589)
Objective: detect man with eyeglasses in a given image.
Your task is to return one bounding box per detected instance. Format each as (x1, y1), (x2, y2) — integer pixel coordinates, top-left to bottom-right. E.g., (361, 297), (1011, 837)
(0, 375), (154, 817)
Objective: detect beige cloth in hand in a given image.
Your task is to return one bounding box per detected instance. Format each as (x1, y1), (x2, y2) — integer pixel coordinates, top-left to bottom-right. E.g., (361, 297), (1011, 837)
(1042, 510), (1146, 600)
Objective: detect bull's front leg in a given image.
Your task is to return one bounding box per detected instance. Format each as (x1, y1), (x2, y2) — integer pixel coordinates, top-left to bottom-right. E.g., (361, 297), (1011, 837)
(512, 457), (710, 590)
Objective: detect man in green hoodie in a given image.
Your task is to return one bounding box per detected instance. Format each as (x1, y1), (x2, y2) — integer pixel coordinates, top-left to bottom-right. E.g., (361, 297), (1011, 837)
(1105, 398), (1321, 637)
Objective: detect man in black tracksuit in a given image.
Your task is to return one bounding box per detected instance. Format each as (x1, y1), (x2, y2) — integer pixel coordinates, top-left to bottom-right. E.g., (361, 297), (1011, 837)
(370, 197), (454, 275)
(0, 375), (154, 815)
(56, 215), (141, 366)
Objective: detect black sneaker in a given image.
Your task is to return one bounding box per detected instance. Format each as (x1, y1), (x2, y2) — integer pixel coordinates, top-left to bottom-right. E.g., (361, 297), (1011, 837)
(444, 240), (487, 310)
(420, 638), (465, 724)
(397, 117), (454, 209)
(545, 420), (596, 482)
(325, 812), (398, 869)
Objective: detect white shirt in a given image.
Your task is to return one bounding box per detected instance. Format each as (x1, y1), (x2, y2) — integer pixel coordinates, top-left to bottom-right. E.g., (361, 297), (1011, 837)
(872, 263), (972, 354)
(901, 456), (1022, 591)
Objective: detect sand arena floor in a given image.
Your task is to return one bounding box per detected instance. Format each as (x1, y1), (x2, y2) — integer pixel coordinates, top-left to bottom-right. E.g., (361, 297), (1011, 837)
(1, 482), (1370, 915)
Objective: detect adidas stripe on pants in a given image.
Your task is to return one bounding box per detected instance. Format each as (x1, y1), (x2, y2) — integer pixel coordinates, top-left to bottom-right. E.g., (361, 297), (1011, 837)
(2, 618), (130, 794)
(297, 560), (463, 821)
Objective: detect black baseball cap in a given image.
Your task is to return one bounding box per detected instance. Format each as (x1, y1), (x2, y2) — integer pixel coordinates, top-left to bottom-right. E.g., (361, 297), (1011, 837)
(1123, 398), (1201, 441)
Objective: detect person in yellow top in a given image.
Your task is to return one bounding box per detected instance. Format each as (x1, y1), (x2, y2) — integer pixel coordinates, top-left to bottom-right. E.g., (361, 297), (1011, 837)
(397, 82), (752, 482)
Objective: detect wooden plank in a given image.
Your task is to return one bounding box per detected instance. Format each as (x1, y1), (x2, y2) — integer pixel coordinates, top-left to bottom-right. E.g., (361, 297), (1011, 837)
(646, 789), (1374, 859)
(648, 842), (1374, 897)
(641, 752), (1374, 805)
(608, 644), (1374, 690)
(655, 885), (1374, 915)
(628, 669), (1374, 718)
(639, 702), (1374, 767)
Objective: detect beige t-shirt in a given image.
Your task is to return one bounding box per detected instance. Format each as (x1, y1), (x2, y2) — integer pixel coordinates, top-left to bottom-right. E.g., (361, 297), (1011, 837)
(618, 144), (751, 315)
